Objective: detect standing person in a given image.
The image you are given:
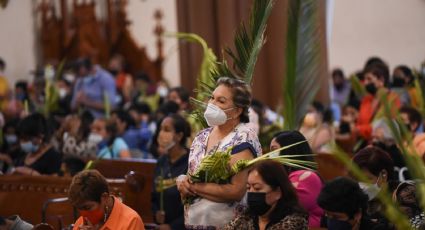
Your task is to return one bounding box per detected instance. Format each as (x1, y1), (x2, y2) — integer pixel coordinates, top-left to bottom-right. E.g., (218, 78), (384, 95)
(269, 131), (324, 228)
(69, 170), (145, 230)
(177, 77), (262, 229)
(71, 57), (117, 118)
(223, 160), (308, 230)
(108, 54), (133, 104)
(152, 114), (191, 230)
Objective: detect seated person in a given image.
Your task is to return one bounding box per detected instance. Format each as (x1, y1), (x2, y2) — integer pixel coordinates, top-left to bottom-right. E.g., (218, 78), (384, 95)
(270, 130), (324, 227)
(393, 181), (425, 229)
(0, 215), (33, 230)
(13, 113), (62, 175)
(317, 177), (386, 230)
(60, 111), (98, 159)
(352, 146), (397, 229)
(68, 170), (144, 229)
(223, 160), (308, 230)
(151, 114), (191, 230)
(92, 118), (130, 159)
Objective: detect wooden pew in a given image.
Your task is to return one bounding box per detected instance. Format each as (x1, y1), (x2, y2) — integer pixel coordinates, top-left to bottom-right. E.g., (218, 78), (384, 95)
(314, 152), (348, 181)
(0, 169), (155, 228)
(90, 158), (156, 223)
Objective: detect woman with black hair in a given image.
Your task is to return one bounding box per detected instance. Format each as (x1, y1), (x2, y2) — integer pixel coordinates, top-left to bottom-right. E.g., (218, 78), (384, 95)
(269, 131), (324, 228)
(223, 160), (308, 230)
(152, 114), (191, 230)
(12, 113), (62, 175)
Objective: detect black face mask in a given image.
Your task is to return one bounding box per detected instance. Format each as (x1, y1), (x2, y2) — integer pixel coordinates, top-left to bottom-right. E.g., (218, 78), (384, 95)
(327, 218), (352, 230)
(365, 83), (377, 95)
(247, 192), (271, 216)
(392, 77), (405, 88)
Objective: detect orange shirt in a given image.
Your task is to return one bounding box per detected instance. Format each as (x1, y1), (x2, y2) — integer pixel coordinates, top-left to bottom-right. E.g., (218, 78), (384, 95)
(356, 91), (401, 140)
(73, 196), (145, 230)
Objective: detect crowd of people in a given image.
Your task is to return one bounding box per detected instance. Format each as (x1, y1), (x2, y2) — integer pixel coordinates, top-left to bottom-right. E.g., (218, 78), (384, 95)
(0, 54), (425, 230)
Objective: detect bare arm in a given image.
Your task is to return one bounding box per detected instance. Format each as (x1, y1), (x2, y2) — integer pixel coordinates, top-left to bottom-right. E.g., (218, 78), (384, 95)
(190, 149), (254, 203)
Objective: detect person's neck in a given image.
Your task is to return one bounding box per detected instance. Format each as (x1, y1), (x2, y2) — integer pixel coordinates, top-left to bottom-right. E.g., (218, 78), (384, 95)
(168, 145), (185, 163)
(258, 215), (269, 230)
(216, 119), (240, 136)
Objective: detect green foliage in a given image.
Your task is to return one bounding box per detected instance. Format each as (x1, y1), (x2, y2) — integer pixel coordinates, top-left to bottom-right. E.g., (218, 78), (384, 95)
(190, 148), (233, 184)
(225, 0), (274, 83)
(170, 0), (274, 130)
(282, 0), (320, 130)
(350, 74), (366, 98)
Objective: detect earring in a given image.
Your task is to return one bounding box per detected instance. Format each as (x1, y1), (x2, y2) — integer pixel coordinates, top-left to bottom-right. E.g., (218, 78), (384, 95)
(104, 205), (109, 223)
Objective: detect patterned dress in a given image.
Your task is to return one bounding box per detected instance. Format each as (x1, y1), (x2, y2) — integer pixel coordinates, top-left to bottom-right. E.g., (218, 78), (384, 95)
(185, 123), (262, 230)
(222, 212), (308, 230)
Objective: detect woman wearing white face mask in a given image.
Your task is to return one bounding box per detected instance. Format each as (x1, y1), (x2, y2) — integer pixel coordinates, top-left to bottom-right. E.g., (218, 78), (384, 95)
(152, 114), (191, 230)
(352, 146), (396, 229)
(12, 113), (62, 175)
(177, 77), (262, 229)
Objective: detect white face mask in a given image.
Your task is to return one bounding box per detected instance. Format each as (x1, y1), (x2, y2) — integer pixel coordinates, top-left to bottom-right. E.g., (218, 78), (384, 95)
(59, 88), (68, 99)
(203, 103), (235, 126)
(88, 133), (103, 144)
(157, 85), (169, 98)
(359, 174), (382, 201)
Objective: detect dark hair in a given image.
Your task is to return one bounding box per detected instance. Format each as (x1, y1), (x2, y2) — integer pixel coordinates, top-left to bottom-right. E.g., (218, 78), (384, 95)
(129, 102), (152, 115)
(79, 111), (94, 141)
(0, 216), (5, 225)
(352, 146), (395, 181)
(68, 170), (109, 205)
(17, 113), (51, 142)
(332, 68), (345, 78)
(248, 160), (305, 222)
(134, 71), (151, 83)
(364, 56), (386, 70)
(396, 65), (414, 84)
(364, 62), (390, 87)
(73, 57), (92, 72)
(106, 119), (119, 147)
(400, 106), (422, 131)
(112, 109), (136, 129)
(216, 77), (252, 123)
(169, 86), (190, 103)
(317, 177), (368, 219)
(157, 101), (180, 116)
(272, 131), (313, 173)
(164, 114), (191, 146)
(0, 57), (5, 71)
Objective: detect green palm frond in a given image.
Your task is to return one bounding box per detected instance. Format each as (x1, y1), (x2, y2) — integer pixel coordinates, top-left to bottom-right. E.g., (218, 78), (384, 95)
(166, 32), (218, 101)
(170, 0), (274, 130)
(350, 74), (366, 98)
(225, 0), (274, 83)
(282, 0), (320, 130)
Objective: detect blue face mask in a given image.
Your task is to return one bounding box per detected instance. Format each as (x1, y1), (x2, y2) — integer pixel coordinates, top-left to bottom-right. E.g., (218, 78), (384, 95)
(20, 141), (39, 153)
(5, 135), (18, 145)
(327, 218), (352, 230)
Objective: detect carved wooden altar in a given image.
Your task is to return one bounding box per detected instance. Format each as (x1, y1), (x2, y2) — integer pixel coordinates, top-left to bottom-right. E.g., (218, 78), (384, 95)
(37, 0), (164, 82)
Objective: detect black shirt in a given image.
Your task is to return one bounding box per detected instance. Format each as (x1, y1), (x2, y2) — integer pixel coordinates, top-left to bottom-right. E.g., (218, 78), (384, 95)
(15, 147), (62, 175)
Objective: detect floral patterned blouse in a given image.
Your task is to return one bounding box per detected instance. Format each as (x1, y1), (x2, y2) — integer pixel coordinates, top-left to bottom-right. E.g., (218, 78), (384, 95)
(185, 123), (262, 229)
